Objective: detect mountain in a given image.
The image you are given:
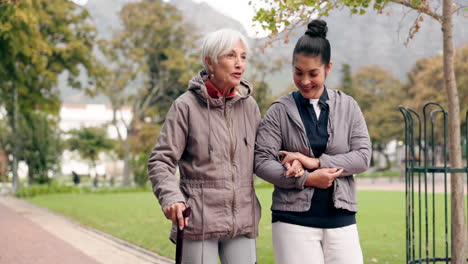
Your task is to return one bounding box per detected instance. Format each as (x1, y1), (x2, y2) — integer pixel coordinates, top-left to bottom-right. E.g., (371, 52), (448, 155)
(59, 0), (468, 103)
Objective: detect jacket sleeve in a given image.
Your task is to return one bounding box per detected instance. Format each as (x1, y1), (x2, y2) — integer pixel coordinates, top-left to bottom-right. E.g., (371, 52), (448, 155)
(147, 99), (188, 211)
(255, 104), (308, 189)
(319, 99), (372, 176)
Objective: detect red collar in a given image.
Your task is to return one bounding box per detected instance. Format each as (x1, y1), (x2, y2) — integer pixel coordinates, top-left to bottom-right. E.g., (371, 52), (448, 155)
(205, 79), (236, 99)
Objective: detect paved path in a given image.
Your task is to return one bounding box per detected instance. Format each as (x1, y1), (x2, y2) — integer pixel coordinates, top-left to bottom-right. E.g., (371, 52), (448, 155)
(0, 196), (173, 264)
(0, 201), (101, 264)
(356, 177), (450, 193)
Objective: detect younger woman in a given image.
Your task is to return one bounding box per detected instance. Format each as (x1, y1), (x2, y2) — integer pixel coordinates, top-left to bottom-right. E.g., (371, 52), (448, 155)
(255, 19), (372, 264)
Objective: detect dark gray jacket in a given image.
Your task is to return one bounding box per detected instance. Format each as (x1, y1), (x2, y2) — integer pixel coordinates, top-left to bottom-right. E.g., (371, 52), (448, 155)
(254, 90), (371, 212)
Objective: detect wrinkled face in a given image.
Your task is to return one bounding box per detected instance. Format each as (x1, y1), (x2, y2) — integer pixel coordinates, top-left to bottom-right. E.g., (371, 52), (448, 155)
(293, 54), (332, 98)
(206, 40), (247, 92)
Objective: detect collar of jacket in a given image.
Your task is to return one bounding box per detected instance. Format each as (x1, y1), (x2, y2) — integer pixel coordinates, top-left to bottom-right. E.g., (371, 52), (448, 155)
(188, 69), (253, 107)
(205, 79), (237, 99)
(294, 88), (330, 111)
(275, 89), (337, 147)
(278, 89), (336, 123)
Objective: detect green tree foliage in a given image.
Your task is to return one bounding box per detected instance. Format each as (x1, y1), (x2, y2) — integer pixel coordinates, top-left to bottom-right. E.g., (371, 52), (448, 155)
(0, 111), (9, 155)
(67, 127), (115, 177)
(404, 46), (468, 125)
(0, 115), (9, 182)
(99, 0), (199, 123)
(400, 46), (468, 151)
(252, 81), (272, 116)
(248, 51), (285, 115)
(130, 152), (150, 187)
(339, 63), (355, 98)
(251, 0), (453, 37)
(127, 120), (161, 187)
(351, 65), (405, 168)
(0, 0), (102, 186)
(15, 112), (62, 184)
(0, 0), (99, 116)
(98, 0), (199, 185)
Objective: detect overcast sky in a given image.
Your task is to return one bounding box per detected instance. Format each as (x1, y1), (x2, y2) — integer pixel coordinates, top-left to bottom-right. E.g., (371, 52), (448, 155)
(71, 0), (269, 38)
(190, 0), (269, 38)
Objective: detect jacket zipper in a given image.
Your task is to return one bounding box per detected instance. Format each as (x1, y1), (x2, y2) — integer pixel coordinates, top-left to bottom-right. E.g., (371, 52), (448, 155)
(224, 98), (237, 237)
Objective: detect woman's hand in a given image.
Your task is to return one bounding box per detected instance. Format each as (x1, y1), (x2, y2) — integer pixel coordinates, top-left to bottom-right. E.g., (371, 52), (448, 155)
(284, 159), (305, 178)
(164, 202), (189, 230)
(305, 168), (343, 189)
(279, 151), (320, 170)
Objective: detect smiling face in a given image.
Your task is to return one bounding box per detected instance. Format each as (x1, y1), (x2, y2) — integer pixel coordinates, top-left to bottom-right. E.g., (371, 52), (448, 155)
(293, 54), (332, 99)
(205, 40), (247, 94)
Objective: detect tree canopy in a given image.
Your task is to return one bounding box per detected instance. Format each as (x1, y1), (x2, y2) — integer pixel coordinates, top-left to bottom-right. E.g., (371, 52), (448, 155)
(97, 0), (200, 185)
(67, 127), (115, 176)
(0, 0), (100, 116)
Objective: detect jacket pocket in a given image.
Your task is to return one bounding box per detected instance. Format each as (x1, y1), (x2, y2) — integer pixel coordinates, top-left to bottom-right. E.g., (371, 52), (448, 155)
(272, 187), (311, 211)
(272, 187), (289, 207)
(236, 185), (260, 234)
(333, 177), (357, 212)
(182, 188), (202, 235)
(182, 185), (231, 238)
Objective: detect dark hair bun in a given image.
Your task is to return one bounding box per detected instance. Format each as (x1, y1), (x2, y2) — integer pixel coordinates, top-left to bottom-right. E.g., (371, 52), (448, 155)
(305, 19), (328, 38)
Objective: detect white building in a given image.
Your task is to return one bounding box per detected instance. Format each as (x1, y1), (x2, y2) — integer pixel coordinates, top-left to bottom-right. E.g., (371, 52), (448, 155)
(60, 104), (132, 178)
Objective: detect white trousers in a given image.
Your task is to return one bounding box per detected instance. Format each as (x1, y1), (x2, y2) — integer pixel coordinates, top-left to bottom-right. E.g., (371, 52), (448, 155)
(272, 222), (363, 264)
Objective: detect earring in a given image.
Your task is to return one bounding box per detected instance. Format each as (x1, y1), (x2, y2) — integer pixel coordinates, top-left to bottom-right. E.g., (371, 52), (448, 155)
(210, 73), (214, 79)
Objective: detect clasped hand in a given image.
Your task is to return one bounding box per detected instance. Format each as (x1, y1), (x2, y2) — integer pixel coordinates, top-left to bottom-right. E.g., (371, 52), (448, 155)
(279, 150), (343, 188)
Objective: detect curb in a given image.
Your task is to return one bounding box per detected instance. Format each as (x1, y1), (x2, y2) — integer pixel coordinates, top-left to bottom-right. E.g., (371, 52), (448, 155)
(0, 196), (174, 264)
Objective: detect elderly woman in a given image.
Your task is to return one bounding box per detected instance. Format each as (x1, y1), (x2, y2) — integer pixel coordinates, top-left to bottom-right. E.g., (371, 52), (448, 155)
(148, 29), (261, 264)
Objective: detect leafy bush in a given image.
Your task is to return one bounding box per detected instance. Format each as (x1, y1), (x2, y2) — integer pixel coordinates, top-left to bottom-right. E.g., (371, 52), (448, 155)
(356, 169), (401, 178)
(131, 152), (150, 187)
(15, 183), (151, 198)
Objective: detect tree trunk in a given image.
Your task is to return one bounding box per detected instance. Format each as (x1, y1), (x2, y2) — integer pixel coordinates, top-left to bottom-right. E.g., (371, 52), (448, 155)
(28, 167), (34, 185)
(122, 138), (132, 186)
(12, 85), (19, 193)
(376, 144), (390, 170)
(370, 146), (375, 167)
(0, 150), (5, 183)
(383, 152), (391, 171)
(0, 162), (5, 183)
(442, 0), (467, 262)
(111, 107), (132, 186)
(120, 126), (134, 186)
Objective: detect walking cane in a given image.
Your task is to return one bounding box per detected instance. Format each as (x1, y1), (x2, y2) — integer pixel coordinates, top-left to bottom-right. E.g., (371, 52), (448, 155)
(175, 207), (191, 264)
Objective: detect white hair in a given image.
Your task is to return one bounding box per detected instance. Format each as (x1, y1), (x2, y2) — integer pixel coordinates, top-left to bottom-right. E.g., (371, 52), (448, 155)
(201, 28), (249, 72)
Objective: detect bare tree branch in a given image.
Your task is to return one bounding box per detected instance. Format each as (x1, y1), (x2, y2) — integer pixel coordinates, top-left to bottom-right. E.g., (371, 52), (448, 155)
(390, 0), (443, 22)
(452, 4), (468, 14)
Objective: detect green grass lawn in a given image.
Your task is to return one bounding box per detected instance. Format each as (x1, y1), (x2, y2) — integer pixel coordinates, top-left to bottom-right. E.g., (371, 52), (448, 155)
(27, 189), (460, 264)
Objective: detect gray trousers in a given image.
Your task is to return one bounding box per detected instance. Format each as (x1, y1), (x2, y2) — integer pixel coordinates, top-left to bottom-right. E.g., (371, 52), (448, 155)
(181, 235), (256, 264)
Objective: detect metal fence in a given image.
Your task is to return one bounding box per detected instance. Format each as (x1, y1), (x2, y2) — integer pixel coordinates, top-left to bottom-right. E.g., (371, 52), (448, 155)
(399, 102), (467, 264)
